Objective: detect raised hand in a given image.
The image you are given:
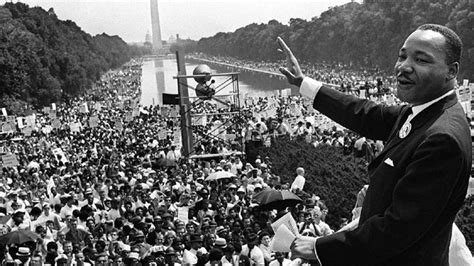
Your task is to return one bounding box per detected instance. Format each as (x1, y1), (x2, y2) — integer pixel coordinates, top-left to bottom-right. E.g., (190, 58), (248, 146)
(277, 37), (304, 87)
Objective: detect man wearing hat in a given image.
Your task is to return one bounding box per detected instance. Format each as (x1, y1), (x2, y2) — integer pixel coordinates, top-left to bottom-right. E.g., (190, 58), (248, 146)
(164, 247), (180, 266)
(79, 188), (99, 210)
(126, 252), (140, 265)
(5, 191), (26, 213)
(132, 230), (151, 259)
(183, 234), (208, 265)
(214, 238), (227, 251)
(15, 247), (31, 265)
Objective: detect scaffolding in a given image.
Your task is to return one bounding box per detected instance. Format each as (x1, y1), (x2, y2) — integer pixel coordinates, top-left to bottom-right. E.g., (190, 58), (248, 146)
(173, 52), (246, 159)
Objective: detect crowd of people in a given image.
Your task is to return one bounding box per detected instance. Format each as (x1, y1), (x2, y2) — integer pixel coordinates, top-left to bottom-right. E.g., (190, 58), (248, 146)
(1, 51), (470, 265)
(0, 58), (367, 266)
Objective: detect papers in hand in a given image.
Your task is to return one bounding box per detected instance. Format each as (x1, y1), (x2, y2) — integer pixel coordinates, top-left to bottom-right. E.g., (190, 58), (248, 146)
(270, 212), (299, 252)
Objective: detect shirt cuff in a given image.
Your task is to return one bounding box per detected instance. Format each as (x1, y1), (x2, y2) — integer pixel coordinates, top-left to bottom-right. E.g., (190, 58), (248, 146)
(299, 77), (323, 100)
(314, 238), (323, 265)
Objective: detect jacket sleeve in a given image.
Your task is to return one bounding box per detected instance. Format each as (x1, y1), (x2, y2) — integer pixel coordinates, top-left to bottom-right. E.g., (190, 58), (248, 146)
(315, 133), (467, 265)
(313, 86), (402, 141)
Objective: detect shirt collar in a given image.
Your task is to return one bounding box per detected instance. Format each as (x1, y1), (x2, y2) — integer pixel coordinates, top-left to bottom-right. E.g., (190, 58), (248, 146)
(411, 90), (454, 118)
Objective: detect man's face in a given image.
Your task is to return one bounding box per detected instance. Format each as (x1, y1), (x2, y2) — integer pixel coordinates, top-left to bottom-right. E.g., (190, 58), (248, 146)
(64, 242), (73, 254)
(176, 228), (185, 237)
(394, 30), (453, 105)
(31, 256), (42, 266)
(87, 194), (94, 202)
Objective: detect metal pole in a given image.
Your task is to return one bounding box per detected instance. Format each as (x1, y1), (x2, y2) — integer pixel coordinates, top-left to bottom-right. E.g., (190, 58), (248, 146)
(175, 50), (193, 158)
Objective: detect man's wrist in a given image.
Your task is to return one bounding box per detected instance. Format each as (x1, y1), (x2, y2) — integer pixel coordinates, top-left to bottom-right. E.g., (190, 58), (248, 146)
(299, 77), (323, 100)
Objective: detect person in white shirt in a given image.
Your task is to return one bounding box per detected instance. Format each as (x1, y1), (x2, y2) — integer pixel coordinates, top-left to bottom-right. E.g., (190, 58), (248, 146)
(269, 252), (292, 266)
(34, 203), (61, 231)
(59, 195), (78, 220)
(166, 145), (181, 165)
(290, 167), (305, 192)
(241, 233), (265, 265)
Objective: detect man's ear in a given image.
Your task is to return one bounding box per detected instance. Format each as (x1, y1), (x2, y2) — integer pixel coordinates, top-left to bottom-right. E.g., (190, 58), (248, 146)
(446, 62), (459, 81)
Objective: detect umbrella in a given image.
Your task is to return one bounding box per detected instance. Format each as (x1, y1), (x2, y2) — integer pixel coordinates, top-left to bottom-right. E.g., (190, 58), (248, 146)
(253, 189), (302, 211)
(205, 171), (235, 181)
(0, 230), (39, 245)
(0, 215), (11, 225)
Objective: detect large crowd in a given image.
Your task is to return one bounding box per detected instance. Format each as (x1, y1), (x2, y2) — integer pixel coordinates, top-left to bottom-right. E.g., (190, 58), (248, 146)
(0, 57), (363, 266)
(0, 54), (467, 265)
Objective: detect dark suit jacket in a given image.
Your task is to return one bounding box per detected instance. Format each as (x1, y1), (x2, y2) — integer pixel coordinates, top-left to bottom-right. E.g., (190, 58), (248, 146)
(312, 86), (471, 266)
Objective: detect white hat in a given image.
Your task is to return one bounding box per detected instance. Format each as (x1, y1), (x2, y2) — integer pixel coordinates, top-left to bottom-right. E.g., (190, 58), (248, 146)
(128, 252), (139, 259)
(16, 247), (30, 257)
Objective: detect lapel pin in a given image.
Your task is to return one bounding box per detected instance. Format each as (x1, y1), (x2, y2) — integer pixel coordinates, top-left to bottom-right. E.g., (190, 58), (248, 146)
(399, 122), (411, 139)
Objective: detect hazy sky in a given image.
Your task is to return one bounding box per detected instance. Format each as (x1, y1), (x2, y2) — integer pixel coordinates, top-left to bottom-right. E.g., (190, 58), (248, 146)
(4, 0), (353, 43)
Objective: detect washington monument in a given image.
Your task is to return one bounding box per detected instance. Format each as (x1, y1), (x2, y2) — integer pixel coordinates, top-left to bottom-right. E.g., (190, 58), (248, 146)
(150, 0), (162, 52)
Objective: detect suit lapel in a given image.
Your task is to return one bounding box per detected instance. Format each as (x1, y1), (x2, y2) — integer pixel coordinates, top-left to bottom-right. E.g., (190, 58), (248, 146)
(369, 94), (458, 170)
(368, 106), (411, 169)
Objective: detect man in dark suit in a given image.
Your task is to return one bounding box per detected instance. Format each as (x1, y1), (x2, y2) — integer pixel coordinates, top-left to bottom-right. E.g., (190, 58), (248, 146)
(278, 24), (471, 265)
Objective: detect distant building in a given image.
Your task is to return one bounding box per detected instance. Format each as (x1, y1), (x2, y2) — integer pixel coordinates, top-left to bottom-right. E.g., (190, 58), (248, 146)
(144, 31), (153, 50)
(168, 35), (176, 44)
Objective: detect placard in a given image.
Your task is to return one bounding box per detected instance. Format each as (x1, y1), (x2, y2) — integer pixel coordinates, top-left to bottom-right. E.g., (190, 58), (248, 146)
(49, 111), (57, 119)
(6, 115), (16, 122)
(89, 116), (99, 128)
(173, 129), (182, 147)
(70, 122), (81, 133)
(225, 134), (236, 141)
(177, 206), (189, 223)
(132, 109), (140, 118)
(2, 154), (19, 168)
(169, 108), (178, 118)
(52, 119), (61, 129)
(52, 148), (69, 163)
(80, 103), (89, 113)
(26, 115), (35, 126)
(115, 120), (123, 130)
(2, 122), (13, 133)
(42, 106), (51, 114)
(22, 126), (33, 137)
(192, 115), (207, 126)
(125, 111), (133, 122)
(158, 130), (168, 140)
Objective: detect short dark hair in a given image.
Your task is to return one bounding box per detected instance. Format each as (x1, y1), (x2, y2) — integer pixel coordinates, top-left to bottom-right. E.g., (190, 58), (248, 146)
(417, 24), (462, 64)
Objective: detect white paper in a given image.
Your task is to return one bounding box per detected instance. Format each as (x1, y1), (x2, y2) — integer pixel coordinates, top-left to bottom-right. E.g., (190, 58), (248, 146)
(271, 212), (299, 237)
(177, 206), (189, 224)
(270, 225), (296, 252)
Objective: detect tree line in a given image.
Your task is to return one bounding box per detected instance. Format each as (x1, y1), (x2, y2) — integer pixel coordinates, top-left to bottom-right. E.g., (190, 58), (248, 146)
(0, 2), (145, 113)
(187, 0), (474, 80)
